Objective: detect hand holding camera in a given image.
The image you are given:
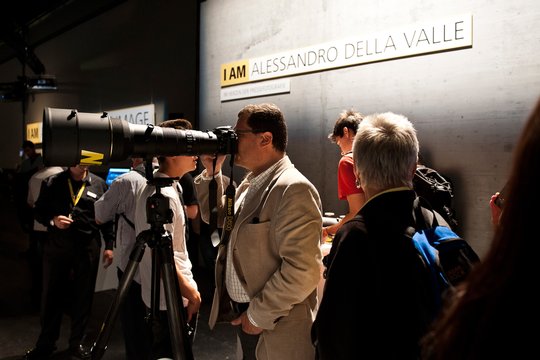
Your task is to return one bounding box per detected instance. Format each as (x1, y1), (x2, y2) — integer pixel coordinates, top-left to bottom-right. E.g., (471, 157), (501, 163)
(200, 154), (227, 176)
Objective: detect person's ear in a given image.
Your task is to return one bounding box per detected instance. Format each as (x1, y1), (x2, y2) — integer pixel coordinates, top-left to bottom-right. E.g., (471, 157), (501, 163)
(260, 132), (272, 147)
(411, 162), (418, 178)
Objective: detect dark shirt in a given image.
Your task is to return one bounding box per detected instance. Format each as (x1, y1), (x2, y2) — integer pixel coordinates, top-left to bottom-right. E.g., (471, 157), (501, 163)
(34, 169), (114, 249)
(18, 154), (43, 174)
(180, 173), (198, 206)
(313, 189), (433, 360)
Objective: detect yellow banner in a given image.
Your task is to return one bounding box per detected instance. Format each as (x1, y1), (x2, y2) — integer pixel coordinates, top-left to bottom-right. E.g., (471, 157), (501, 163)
(221, 59), (249, 86)
(26, 122), (42, 144)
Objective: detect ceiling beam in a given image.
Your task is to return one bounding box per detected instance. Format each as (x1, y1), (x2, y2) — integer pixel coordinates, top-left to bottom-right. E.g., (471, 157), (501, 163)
(0, 0), (126, 68)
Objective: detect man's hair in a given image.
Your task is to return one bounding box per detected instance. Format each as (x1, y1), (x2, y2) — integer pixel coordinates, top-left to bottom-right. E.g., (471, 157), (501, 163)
(159, 118), (193, 130)
(238, 103), (287, 152)
(156, 119), (193, 163)
(22, 140), (35, 149)
(353, 112), (419, 189)
(328, 109), (363, 143)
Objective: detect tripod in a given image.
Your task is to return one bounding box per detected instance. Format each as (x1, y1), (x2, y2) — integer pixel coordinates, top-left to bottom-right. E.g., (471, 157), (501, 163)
(89, 176), (194, 360)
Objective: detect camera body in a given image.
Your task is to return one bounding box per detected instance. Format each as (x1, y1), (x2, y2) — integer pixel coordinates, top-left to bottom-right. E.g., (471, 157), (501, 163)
(42, 107), (238, 166)
(208, 126), (238, 157)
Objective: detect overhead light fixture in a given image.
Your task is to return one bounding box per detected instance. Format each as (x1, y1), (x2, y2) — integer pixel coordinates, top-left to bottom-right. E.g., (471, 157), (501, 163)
(0, 75), (58, 102)
(24, 75), (57, 91)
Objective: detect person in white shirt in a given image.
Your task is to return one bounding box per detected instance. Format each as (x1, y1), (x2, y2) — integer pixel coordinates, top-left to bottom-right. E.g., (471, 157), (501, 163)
(94, 157), (151, 360)
(134, 119), (201, 359)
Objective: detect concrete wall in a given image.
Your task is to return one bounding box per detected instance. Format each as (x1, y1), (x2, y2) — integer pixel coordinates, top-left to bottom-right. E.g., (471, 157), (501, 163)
(199, 0), (540, 257)
(0, 0), (538, 266)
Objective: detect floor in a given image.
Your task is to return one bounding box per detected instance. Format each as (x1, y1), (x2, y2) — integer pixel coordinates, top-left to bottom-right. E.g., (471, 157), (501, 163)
(0, 172), (237, 360)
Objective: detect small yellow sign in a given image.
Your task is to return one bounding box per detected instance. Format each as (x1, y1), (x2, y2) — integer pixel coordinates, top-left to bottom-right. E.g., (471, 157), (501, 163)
(220, 59), (249, 86)
(26, 122), (42, 144)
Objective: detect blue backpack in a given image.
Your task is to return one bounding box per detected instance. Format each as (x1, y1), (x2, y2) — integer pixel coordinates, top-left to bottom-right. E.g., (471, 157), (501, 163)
(407, 197), (480, 314)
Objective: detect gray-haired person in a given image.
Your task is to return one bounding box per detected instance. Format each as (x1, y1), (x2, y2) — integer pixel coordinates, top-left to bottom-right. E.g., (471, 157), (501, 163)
(313, 112), (434, 359)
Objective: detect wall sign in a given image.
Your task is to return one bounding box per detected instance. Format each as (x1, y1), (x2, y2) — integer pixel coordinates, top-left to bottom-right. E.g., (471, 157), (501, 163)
(220, 78), (290, 102)
(107, 103), (155, 125)
(220, 14), (473, 87)
(26, 121), (42, 144)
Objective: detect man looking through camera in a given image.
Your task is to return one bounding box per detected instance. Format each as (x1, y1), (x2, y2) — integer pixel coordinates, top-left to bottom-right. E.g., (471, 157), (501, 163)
(194, 103), (323, 359)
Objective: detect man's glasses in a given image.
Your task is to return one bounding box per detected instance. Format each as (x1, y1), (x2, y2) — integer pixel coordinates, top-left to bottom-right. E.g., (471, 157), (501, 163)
(234, 128), (257, 135)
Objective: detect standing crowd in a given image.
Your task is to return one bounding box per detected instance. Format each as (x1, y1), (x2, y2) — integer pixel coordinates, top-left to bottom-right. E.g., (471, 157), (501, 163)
(17, 97), (540, 359)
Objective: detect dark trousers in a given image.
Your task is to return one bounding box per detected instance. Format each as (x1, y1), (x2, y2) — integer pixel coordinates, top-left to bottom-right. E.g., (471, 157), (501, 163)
(186, 224), (200, 269)
(35, 235), (100, 351)
(237, 327), (260, 360)
(198, 222), (219, 281)
(231, 301), (260, 360)
(28, 230), (47, 309)
(117, 269), (152, 360)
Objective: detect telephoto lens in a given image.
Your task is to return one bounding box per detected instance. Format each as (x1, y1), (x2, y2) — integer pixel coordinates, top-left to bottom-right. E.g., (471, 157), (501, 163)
(42, 107), (238, 166)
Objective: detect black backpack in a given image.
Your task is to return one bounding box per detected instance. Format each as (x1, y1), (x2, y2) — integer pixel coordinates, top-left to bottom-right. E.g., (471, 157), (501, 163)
(413, 166), (458, 228)
(407, 197), (480, 317)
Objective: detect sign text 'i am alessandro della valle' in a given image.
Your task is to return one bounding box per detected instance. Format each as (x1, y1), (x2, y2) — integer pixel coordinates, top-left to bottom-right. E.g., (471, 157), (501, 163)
(220, 14), (473, 87)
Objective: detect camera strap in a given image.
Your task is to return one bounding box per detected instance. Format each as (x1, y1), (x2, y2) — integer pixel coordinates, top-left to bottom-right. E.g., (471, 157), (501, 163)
(209, 157), (219, 240)
(208, 156), (236, 247)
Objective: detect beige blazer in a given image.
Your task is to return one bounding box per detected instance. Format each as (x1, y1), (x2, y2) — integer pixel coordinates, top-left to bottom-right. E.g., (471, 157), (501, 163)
(194, 156), (322, 359)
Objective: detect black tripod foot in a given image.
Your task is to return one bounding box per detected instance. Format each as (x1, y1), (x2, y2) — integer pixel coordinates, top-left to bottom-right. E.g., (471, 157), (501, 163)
(69, 345), (91, 360)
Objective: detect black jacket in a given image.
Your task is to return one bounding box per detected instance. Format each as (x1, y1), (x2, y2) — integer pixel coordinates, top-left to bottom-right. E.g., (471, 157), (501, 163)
(34, 169), (114, 249)
(312, 189), (433, 360)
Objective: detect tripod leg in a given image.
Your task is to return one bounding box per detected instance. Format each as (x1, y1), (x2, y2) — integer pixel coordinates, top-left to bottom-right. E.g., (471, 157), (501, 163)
(89, 233), (147, 360)
(157, 233), (194, 360)
(151, 242), (161, 321)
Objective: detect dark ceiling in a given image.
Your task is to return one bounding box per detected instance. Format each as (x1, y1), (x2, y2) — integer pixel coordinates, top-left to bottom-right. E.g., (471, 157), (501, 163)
(0, 0), (126, 75)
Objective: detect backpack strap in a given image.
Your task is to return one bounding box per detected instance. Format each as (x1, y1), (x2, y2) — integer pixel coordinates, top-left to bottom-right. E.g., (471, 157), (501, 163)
(413, 196), (451, 230)
(118, 212), (135, 229)
(112, 212), (135, 248)
(112, 167), (142, 241)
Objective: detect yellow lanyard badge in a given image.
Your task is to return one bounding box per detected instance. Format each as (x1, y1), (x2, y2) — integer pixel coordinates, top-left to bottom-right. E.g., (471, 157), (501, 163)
(68, 178), (86, 207)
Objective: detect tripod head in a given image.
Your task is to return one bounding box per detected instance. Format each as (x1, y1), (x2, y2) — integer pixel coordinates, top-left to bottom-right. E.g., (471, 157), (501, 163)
(143, 158), (178, 229)
(145, 177), (176, 228)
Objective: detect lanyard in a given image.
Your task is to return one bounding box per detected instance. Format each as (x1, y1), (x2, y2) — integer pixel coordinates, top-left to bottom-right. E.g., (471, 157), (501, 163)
(68, 178), (86, 206)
